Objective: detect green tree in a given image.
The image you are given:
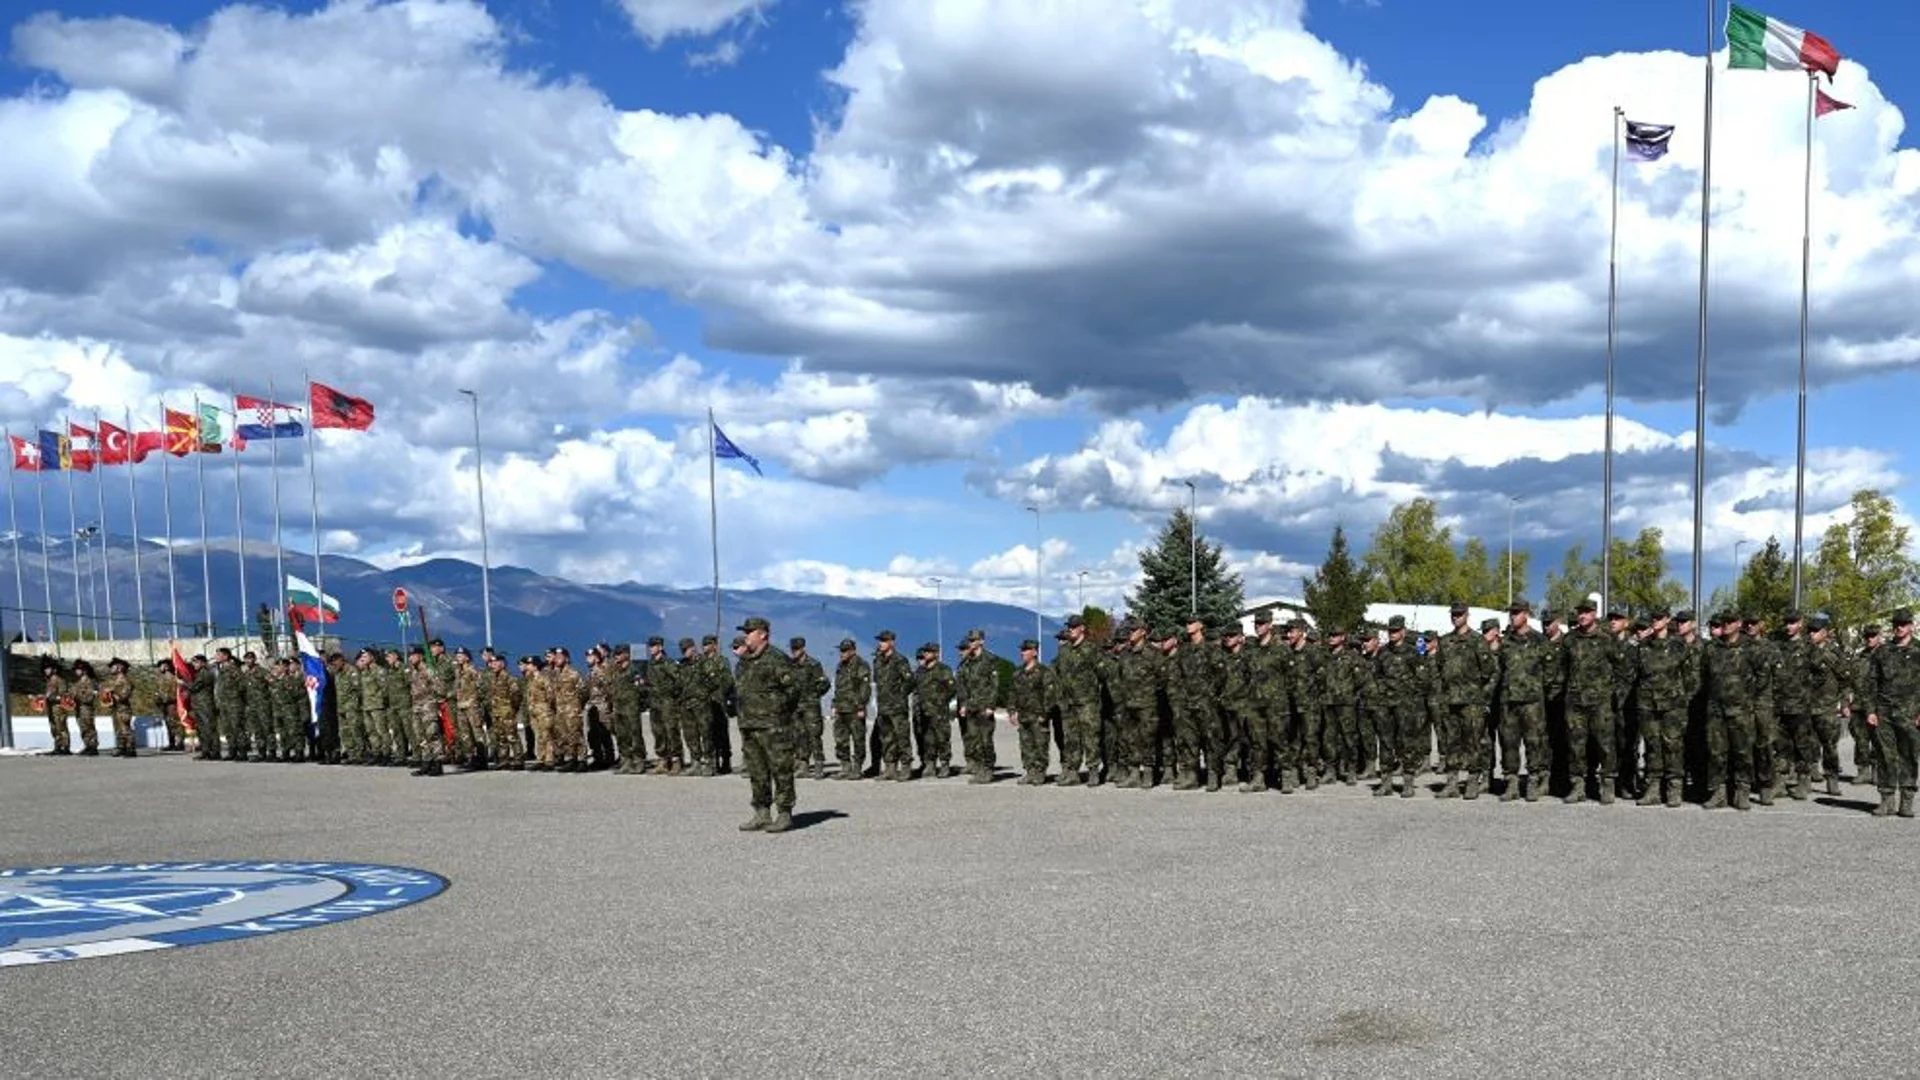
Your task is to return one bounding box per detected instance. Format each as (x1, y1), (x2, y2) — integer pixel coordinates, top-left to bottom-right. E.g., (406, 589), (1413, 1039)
(1079, 604), (1114, 646)
(1125, 509), (1244, 632)
(1451, 537), (1527, 609)
(1302, 524), (1374, 632)
(1807, 489), (1920, 628)
(1735, 537), (1794, 626)
(1607, 527), (1689, 619)
(1363, 498), (1458, 604)
(1544, 543), (1599, 616)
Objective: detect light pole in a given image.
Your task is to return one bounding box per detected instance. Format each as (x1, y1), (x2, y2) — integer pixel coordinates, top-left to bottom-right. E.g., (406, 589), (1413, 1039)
(1506, 496), (1520, 607)
(1026, 506), (1042, 658)
(926, 576), (944, 651)
(1733, 539), (1750, 609)
(458, 389), (494, 648)
(1183, 480), (1197, 617)
(1077, 569), (1088, 613)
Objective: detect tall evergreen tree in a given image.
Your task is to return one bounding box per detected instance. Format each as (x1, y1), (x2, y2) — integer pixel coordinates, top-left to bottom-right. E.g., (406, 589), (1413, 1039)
(1125, 509), (1244, 631)
(1544, 543), (1599, 616)
(1735, 537), (1794, 626)
(1303, 524), (1373, 631)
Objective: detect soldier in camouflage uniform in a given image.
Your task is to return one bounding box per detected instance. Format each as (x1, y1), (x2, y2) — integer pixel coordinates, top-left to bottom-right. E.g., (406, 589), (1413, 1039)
(1240, 611), (1287, 792)
(609, 645), (647, 774)
(1434, 603), (1498, 799)
(831, 638), (872, 779)
(153, 659), (185, 752)
(1373, 616), (1423, 798)
(734, 617), (800, 833)
(1319, 628), (1361, 785)
(1050, 615), (1103, 786)
(1865, 610), (1920, 818)
(1854, 627), (1882, 786)
(872, 630), (914, 781)
(700, 635), (735, 775)
(1214, 625), (1250, 790)
(550, 647), (588, 772)
(789, 637), (832, 780)
(187, 655), (217, 758)
(270, 658), (306, 761)
(407, 646), (447, 777)
(954, 630), (1001, 783)
(670, 639), (706, 774)
(1497, 602), (1551, 801)
(1702, 613), (1756, 810)
(336, 650), (367, 764)
(102, 658), (136, 757)
(1108, 622), (1153, 789)
(1559, 600), (1617, 803)
(1775, 612), (1819, 800)
(486, 653), (523, 769)
(912, 643), (957, 778)
(1009, 638), (1054, 784)
(645, 637), (681, 774)
(1283, 618), (1327, 791)
(1356, 629), (1382, 778)
(451, 647), (486, 768)
(211, 649), (244, 761)
(1741, 615), (1783, 804)
(238, 652), (273, 760)
(1807, 615), (1848, 795)
(1169, 616), (1217, 791)
(1634, 610), (1689, 807)
(383, 648), (414, 767)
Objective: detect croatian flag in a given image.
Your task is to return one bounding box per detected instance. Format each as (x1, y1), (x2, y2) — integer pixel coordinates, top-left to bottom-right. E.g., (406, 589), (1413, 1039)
(290, 609), (329, 741)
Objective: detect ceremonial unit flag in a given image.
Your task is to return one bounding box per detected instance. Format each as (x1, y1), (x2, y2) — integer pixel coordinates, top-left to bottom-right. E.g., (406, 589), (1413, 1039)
(286, 573), (340, 623)
(1727, 4), (1840, 78)
(1624, 121), (1675, 162)
(309, 382), (376, 431)
(1815, 88), (1853, 116)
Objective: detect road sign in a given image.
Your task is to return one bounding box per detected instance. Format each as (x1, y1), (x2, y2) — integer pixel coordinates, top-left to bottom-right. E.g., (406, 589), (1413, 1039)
(393, 588), (409, 614)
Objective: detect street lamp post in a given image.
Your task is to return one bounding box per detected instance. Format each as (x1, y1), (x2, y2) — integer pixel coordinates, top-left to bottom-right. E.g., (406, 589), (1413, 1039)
(1183, 480), (1197, 617)
(458, 389), (494, 649)
(927, 576), (944, 651)
(1733, 539), (1750, 608)
(1506, 496), (1520, 607)
(1026, 507), (1043, 658)
(1077, 570), (1088, 613)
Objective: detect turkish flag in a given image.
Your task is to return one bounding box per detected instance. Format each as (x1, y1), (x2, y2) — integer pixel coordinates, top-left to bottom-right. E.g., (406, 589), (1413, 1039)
(97, 420), (131, 465)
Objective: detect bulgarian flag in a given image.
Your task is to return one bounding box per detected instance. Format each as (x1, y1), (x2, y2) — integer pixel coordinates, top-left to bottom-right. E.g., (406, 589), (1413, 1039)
(287, 573), (341, 624)
(1727, 5), (1840, 79)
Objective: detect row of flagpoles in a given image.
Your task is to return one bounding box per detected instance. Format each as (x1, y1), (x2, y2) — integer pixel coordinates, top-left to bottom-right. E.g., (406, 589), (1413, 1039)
(1602, 3), (1851, 610)
(4, 379), (375, 649)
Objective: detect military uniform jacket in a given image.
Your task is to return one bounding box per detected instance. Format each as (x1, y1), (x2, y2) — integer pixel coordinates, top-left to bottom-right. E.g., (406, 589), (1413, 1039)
(213, 662), (244, 722)
(794, 653), (831, 716)
(188, 667), (217, 724)
(1868, 639), (1920, 723)
(1774, 635), (1814, 713)
(1376, 639), (1421, 709)
(1498, 629), (1548, 706)
(873, 650), (914, 713)
(1705, 637), (1753, 708)
(832, 654), (872, 716)
(1175, 640), (1219, 713)
(1559, 628), (1614, 709)
(1635, 635), (1687, 713)
(1242, 635), (1289, 715)
(610, 661), (643, 718)
(454, 664), (484, 724)
(913, 661), (956, 720)
(485, 669), (519, 722)
(1321, 646), (1364, 711)
(1050, 638), (1103, 711)
(1290, 642), (1327, 714)
(735, 647), (797, 731)
(1809, 640), (1848, 713)
(1116, 643), (1161, 712)
(239, 664), (269, 716)
(1010, 660), (1052, 720)
(551, 666), (586, 715)
(104, 673), (134, 715)
(955, 651), (1000, 716)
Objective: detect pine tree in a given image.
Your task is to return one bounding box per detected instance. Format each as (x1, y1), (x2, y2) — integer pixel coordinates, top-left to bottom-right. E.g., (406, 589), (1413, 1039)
(1303, 524), (1373, 632)
(1735, 537), (1794, 626)
(1125, 509), (1244, 631)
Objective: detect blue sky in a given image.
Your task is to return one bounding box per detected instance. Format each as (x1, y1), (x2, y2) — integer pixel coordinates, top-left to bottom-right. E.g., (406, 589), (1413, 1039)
(3, 0), (1918, 615)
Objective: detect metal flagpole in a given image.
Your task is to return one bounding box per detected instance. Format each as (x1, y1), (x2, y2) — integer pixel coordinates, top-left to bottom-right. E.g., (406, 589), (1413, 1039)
(63, 418), (85, 639)
(125, 407), (149, 657)
(707, 407), (721, 640)
(266, 379), (288, 646)
(161, 404), (179, 640)
(1689, 0), (1716, 610)
(192, 395), (214, 638)
(303, 374), (326, 642)
(92, 411), (115, 640)
(5, 427), (25, 630)
(1603, 107), (1621, 609)
(1791, 70), (1814, 607)
(459, 388), (493, 648)
(36, 455), (56, 650)
(227, 387), (249, 641)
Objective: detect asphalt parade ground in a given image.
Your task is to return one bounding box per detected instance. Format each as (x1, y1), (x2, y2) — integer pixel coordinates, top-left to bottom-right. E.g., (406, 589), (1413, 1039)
(4, 724), (1915, 1079)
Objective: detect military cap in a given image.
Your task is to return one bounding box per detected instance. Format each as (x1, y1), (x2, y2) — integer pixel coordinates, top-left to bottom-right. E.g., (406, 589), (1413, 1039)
(455, 646), (471, 658)
(1449, 601), (1469, 616)
(1540, 608), (1559, 624)
(613, 643), (631, 656)
(428, 637), (444, 648)
(839, 637), (857, 651)
(918, 642), (938, 655)
(1287, 617), (1308, 631)
(1054, 629), (1072, 641)
(1480, 618), (1500, 633)
(1674, 609), (1695, 623)
(965, 628), (985, 642)
(1020, 638), (1038, 651)
(1630, 619), (1648, 633)
(1575, 598), (1597, 614)
(730, 635), (747, 648)
(1808, 613), (1831, 631)
(789, 636), (806, 649)
(678, 637), (696, 651)
(356, 646), (375, 658)
(1508, 598), (1532, 614)
(875, 629), (897, 641)
(1706, 612), (1726, 628)
(408, 645), (424, 656)
(1864, 624), (1883, 637)
(738, 616), (770, 633)
(1204, 627), (1222, 642)
(1386, 615), (1407, 630)
(1065, 614), (1086, 628)
(1893, 609), (1915, 626)
(1740, 612), (1759, 626)
(108, 656), (128, 670)
(701, 634), (718, 646)
(647, 635), (665, 647)
(556, 646), (571, 658)
(1606, 607), (1626, 621)
(1185, 612), (1205, 626)
(1146, 625), (1172, 642)
(1252, 610), (1274, 625)
(1225, 623), (1246, 636)
(242, 651), (258, 661)
(1650, 606), (1671, 620)
(1785, 610), (1804, 624)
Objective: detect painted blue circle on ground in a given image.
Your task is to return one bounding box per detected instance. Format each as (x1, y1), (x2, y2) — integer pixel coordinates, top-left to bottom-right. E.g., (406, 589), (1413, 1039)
(0, 861), (447, 966)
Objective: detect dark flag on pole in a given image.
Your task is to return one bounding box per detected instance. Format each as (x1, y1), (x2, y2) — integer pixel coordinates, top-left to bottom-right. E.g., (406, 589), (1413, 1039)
(712, 422), (762, 476)
(309, 382), (377, 431)
(1815, 88), (1853, 117)
(1625, 120), (1675, 161)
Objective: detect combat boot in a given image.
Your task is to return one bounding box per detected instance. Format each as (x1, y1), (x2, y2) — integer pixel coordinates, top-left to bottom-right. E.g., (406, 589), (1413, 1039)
(1435, 775), (1461, 799)
(968, 767), (990, 785)
(1372, 777), (1394, 797)
(1703, 786), (1728, 809)
(1240, 776), (1268, 793)
(1872, 790), (1895, 817)
(1462, 773), (1482, 800)
(1732, 785), (1751, 811)
(1279, 768), (1297, 794)
(739, 808), (772, 831)
(1057, 769), (1081, 787)
(1135, 766), (1153, 789)
(1765, 776), (1783, 803)
(1664, 779), (1683, 808)
(1524, 775), (1544, 802)
(895, 762), (912, 782)
(1174, 768), (1199, 791)
(1825, 774), (1841, 797)
(1754, 784), (1773, 807)
(1858, 762), (1876, 787)
(1303, 767), (1320, 791)
(1205, 771), (1222, 793)
(1597, 779), (1616, 806)
(765, 810), (794, 833)
(1901, 791), (1916, 819)
(810, 762), (826, 781)
(1786, 775), (1808, 801)
(1637, 780), (1663, 806)
(1499, 777), (1519, 802)
(1399, 774), (1416, 799)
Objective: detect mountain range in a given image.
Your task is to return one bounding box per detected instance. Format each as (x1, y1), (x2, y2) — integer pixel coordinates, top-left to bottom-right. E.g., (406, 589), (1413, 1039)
(0, 531), (1058, 657)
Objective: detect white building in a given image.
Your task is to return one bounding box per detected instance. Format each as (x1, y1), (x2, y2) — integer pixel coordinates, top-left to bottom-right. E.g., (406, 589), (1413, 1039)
(1238, 596), (1531, 639)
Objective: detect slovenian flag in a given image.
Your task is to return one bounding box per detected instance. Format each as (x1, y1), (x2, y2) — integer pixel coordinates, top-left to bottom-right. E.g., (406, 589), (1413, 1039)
(1727, 5), (1840, 79)
(289, 609), (329, 742)
(287, 574), (341, 624)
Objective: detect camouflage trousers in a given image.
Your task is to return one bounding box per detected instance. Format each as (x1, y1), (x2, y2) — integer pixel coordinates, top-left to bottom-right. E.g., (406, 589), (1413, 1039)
(1172, 703), (1210, 775)
(1777, 712), (1821, 777)
(1244, 703), (1281, 782)
(959, 709), (995, 772)
(831, 709), (865, 771)
(651, 706), (682, 765)
(385, 708), (413, 762)
(1209, 704), (1242, 782)
(875, 706), (911, 767)
(1752, 697), (1778, 788)
(1639, 705), (1686, 783)
(1282, 706), (1323, 777)
(1017, 714), (1051, 775)
(247, 709), (274, 758)
(339, 708), (369, 761)
(162, 706), (186, 748)
(1384, 702), (1426, 777)
(1818, 712), (1843, 777)
(707, 705), (733, 770)
(1565, 699), (1615, 781)
(796, 704), (825, 766)
(1705, 701), (1757, 791)
(1118, 703), (1158, 772)
(550, 708), (587, 764)
(1322, 705), (1361, 776)
(742, 726), (796, 812)
(453, 704), (486, 761)
(414, 704), (446, 764)
(1498, 699), (1548, 785)
(679, 703), (709, 767)
(490, 708), (522, 763)
(530, 707), (557, 766)
(1438, 703), (1488, 774)
(914, 707), (952, 769)
(613, 704), (646, 767)
(275, 707), (305, 757)
(1058, 701), (1100, 778)
(218, 707), (248, 757)
(110, 710), (135, 752)
(1871, 719), (1920, 795)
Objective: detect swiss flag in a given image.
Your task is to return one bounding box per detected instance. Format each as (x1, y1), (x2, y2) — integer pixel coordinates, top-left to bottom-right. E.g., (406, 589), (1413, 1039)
(8, 434), (41, 472)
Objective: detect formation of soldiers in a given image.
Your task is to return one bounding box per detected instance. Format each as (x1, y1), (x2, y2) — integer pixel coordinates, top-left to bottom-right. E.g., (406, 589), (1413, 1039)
(26, 596), (1920, 820)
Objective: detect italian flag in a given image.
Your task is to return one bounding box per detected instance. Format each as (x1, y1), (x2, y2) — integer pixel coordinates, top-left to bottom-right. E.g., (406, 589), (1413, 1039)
(1727, 5), (1839, 78)
(287, 574), (341, 624)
